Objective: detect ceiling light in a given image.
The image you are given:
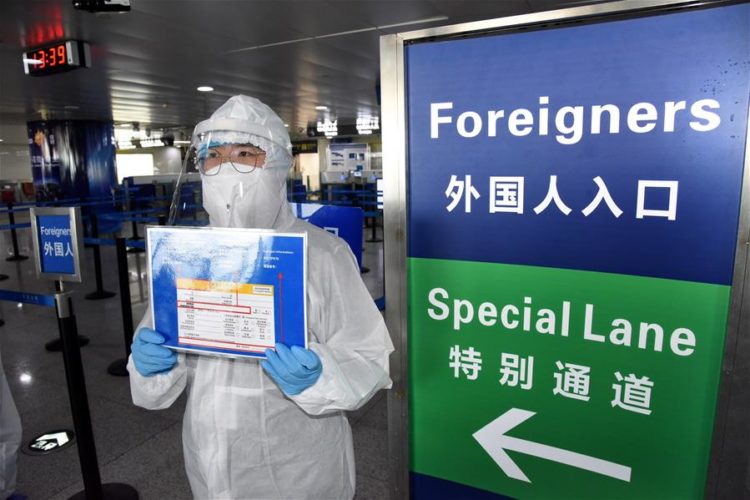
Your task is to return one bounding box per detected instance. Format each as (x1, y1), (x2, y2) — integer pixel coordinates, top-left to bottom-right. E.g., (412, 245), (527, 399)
(357, 116), (380, 135)
(19, 373), (32, 384)
(0, 139), (4, 142)
(317, 119), (338, 138)
(197, 86), (214, 92)
(173, 140), (191, 145)
(284, 124), (289, 128)
(315, 106), (328, 111)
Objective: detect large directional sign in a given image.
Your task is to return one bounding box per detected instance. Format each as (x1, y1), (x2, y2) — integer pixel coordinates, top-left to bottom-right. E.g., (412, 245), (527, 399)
(397, 2), (750, 498)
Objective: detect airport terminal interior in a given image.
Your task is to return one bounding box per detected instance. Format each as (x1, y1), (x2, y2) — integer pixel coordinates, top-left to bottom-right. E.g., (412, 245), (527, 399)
(1, 0), (749, 499)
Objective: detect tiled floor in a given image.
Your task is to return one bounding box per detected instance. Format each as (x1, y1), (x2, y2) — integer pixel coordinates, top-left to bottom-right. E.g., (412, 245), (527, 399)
(0, 223), (388, 499)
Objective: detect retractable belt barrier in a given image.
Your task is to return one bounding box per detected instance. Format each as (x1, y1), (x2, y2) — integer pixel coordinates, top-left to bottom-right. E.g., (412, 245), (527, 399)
(0, 289), (55, 307)
(83, 237), (146, 249)
(131, 195), (173, 203)
(0, 222), (31, 231)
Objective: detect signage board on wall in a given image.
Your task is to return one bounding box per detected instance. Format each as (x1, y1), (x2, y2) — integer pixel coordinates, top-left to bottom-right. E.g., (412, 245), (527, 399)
(327, 143), (370, 172)
(391, 2), (750, 498)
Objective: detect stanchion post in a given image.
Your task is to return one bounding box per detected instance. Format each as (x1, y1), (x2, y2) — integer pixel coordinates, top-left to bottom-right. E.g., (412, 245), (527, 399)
(55, 287), (139, 500)
(131, 217), (141, 241)
(107, 237), (134, 376)
(45, 280), (89, 351)
(6, 202), (28, 262)
(85, 213), (115, 300)
(55, 290), (104, 499)
(129, 182), (143, 242)
(127, 214), (146, 253)
(366, 212), (383, 243)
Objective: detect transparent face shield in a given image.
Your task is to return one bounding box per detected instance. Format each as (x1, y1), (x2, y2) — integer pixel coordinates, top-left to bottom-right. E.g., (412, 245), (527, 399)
(167, 128), (292, 228)
(166, 144), (204, 226)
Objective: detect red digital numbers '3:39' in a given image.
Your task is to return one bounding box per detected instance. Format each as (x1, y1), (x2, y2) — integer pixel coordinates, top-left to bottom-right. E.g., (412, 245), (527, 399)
(34, 45), (65, 69)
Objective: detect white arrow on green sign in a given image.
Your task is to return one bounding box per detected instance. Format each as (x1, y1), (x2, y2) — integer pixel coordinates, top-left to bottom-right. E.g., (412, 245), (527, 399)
(473, 408), (632, 483)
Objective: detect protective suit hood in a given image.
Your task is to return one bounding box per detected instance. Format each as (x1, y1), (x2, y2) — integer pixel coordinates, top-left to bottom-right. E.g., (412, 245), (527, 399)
(172, 95), (295, 230)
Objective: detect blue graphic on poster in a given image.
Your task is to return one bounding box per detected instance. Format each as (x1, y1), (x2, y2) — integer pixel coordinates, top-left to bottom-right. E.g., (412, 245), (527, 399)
(27, 120), (117, 203)
(149, 227), (307, 359)
(28, 128), (61, 198)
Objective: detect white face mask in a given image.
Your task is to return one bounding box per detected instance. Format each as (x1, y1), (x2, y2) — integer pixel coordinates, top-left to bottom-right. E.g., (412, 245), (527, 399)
(201, 164), (285, 229)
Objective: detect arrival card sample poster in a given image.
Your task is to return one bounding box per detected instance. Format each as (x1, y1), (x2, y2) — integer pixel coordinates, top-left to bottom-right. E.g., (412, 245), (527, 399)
(148, 226), (307, 358)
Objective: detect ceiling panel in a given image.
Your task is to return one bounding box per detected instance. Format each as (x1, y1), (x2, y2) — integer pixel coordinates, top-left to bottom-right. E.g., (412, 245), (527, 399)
(0, 0), (606, 140)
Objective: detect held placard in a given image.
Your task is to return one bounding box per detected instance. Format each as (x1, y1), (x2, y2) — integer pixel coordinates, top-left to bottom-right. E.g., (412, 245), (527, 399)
(148, 226), (307, 359)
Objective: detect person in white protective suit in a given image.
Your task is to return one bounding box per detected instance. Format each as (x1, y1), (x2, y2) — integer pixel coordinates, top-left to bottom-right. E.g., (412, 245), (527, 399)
(0, 348), (22, 500)
(128, 95), (394, 499)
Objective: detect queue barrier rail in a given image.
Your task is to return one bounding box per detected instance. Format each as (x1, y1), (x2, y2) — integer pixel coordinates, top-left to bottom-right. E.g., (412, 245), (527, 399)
(83, 237), (146, 249)
(0, 289), (55, 307)
(0, 222), (31, 231)
(131, 195), (173, 203)
(96, 215), (163, 224)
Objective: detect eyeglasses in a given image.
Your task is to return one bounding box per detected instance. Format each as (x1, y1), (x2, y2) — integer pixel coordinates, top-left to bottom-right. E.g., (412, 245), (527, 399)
(197, 145), (265, 175)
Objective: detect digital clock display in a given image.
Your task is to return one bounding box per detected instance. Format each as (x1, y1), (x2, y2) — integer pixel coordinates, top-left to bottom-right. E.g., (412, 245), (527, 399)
(23, 40), (90, 76)
(31, 44), (67, 69)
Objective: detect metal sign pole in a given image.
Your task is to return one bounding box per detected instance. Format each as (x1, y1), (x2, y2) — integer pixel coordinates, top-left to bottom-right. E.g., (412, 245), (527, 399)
(53, 286), (104, 499)
(54, 285), (138, 499)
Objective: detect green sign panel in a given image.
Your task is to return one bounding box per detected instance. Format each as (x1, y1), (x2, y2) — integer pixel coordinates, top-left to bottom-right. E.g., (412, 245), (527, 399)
(409, 259), (729, 498)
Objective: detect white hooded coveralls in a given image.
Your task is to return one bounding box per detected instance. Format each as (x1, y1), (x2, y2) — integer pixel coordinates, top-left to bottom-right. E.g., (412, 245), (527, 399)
(0, 348), (22, 499)
(128, 95), (393, 499)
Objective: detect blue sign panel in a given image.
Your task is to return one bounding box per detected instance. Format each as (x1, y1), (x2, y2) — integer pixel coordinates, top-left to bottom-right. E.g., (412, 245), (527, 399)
(292, 203), (364, 268)
(37, 214), (76, 274)
(407, 3), (750, 286)
(149, 227), (307, 359)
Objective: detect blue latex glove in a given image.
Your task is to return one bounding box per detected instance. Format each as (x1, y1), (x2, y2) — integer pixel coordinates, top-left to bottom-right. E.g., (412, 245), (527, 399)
(261, 343), (322, 396)
(131, 327), (177, 377)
